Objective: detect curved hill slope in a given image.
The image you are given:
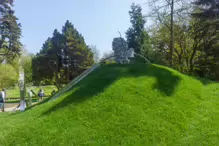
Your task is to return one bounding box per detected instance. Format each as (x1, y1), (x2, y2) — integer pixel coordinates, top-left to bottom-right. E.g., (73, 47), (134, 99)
(0, 64), (219, 145)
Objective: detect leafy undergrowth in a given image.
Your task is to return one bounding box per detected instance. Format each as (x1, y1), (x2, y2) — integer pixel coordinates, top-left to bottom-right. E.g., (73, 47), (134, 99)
(0, 64), (219, 145)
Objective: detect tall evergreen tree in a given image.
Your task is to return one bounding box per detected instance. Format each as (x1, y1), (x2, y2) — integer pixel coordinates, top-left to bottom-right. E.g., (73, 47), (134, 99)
(0, 0), (22, 62)
(192, 0), (219, 80)
(32, 20), (94, 89)
(193, 0), (219, 19)
(126, 3), (151, 60)
(62, 20), (93, 79)
(126, 3), (146, 54)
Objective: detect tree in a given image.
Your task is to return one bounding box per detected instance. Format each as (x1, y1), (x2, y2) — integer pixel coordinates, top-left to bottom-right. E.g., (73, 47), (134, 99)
(145, 0), (219, 80)
(100, 51), (115, 64)
(32, 33), (63, 89)
(0, 63), (18, 88)
(126, 3), (148, 54)
(90, 45), (100, 63)
(32, 20), (94, 89)
(150, 19), (195, 72)
(192, 0), (219, 19)
(9, 47), (34, 85)
(148, 0), (191, 66)
(191, 0), (219, 80)
(170, 0), (174, 67)
(20, 49), (34, 84)
(140, 30), (153, 62)
(62, 20), (94, 81)
(0, 0), (22, 62)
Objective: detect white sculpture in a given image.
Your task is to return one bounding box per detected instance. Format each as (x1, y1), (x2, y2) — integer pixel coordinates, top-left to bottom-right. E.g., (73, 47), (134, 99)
(112, 37), (129, 64)
(28, 90), (32, 106)
(20, 100), (26, 112)
(128, 48), (135, 59)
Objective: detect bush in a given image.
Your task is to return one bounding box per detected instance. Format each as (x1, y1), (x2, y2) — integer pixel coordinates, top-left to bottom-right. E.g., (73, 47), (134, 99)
(0, 64), (18, 89)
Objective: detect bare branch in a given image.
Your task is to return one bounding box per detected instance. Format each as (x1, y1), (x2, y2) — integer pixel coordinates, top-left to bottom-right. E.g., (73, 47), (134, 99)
(157, 12), (171, 30)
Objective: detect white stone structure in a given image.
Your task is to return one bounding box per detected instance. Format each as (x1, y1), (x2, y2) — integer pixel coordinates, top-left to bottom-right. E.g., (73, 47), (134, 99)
(112, 37), (129, 64)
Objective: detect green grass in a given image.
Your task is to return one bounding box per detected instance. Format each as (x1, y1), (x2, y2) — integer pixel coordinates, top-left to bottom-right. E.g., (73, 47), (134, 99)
(0, 64), (219, 145)
(5, 98), (47, 103)
(6, 85), (57, 99)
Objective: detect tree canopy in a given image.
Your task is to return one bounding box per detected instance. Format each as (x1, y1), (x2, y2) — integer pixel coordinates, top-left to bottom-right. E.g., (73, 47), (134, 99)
(0, 63), (18, 88)
(0, 0), (22, 62)
(126, 3), (147, 54)
(125, 4), (152, 63)
(145, 0), (219, 80)
(32, 20), (94, 89)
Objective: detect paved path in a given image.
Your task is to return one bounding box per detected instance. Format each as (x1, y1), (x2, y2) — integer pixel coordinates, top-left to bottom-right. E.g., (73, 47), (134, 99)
(2, 103), (19, 112)
(2, 102), (40, 112)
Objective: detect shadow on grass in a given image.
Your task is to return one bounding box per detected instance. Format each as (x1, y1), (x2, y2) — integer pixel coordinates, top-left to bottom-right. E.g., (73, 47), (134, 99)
(26, 96), (52, 111)
(10, 96), (52, 116)
(194, 76), (214, 85)
(42, 64), (181, 116)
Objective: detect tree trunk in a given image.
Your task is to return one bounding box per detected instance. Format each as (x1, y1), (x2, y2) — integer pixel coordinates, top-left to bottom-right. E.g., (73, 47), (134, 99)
(169, 0), (174, 67)
(189, 49), (197, 73)
(178, 55), (182, 72)
(55, 74), (61, 90)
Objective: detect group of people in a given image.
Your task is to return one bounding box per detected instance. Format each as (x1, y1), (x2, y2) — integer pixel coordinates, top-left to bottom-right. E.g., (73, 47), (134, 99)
(37, 88), (56, 100)
(0, 88), (57, 112)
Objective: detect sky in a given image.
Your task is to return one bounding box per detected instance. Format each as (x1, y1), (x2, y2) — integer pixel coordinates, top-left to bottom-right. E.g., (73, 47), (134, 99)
(14, 0), (149, 56)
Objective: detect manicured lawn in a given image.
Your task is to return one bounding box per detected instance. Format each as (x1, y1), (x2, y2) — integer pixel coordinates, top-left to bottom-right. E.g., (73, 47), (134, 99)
(6, 85), (57, 99)
(0, 64), (219, 145)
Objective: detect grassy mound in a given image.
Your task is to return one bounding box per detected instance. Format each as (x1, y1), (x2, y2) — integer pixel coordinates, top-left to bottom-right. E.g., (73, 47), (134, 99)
(0, 64), (219, 145)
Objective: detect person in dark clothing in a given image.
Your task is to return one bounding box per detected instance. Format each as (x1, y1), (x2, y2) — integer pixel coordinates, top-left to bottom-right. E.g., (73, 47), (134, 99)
(38, 88), (44, 100)
(51, 89), (56, 96)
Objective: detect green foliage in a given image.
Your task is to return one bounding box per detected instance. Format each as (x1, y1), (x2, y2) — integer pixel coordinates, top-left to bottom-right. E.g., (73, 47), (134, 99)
(151, 23), (194, 71)
(0, 0), (22, 62)
(147, 0), (219, 80)
(21, 55), (33, 84)
(140, 31), (153, 61)
(126, 3), (147, 54)
(192, 0), (219, 19)
(189, 1), (219, 80)
(89, 45), (100, 63)
(6, 85), (57, 99)
(33, 20), (94, 89)
(126, 3), (152, 63)
(0, 64), (18, 88)
(0, 64), (219, 145)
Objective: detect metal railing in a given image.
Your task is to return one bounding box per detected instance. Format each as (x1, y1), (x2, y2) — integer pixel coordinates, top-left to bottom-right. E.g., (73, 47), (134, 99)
(50, 51), (150, 101)
(50, 63), (101, 100)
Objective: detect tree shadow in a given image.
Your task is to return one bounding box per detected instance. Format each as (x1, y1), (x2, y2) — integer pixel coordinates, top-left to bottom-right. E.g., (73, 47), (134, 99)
(41, 64), (181, 116)
(194, 76), (214, 85)
(26, 96), (52, 110)
(10, 96), (53, 116)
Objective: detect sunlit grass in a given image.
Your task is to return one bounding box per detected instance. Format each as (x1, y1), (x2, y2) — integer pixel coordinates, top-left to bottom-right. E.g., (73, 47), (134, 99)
(0, 64), (219, 145)
(6, 85), (57, 99)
